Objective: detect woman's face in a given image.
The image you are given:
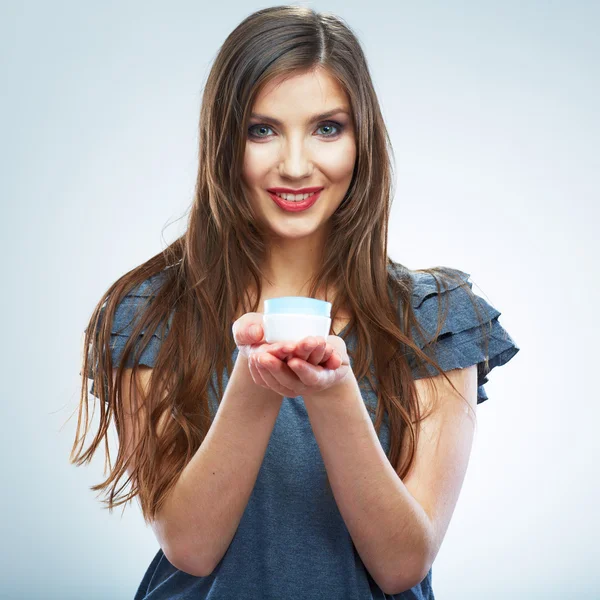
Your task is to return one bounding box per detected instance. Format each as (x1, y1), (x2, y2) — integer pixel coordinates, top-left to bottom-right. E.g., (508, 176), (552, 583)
(242, 69), (357, 241)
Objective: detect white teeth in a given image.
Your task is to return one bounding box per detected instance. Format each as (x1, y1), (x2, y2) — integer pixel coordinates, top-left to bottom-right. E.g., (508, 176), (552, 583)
(274, 191), (317, 202)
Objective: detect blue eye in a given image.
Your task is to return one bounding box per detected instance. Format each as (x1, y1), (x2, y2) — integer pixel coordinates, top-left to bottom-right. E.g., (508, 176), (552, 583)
(247, 124), (272, 138)
(247, 120), (344, 140)
(316, 122), (342, 136)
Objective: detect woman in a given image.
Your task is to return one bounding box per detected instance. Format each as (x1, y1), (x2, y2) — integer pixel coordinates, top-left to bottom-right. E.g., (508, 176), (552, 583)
(72, 6), (520, 599)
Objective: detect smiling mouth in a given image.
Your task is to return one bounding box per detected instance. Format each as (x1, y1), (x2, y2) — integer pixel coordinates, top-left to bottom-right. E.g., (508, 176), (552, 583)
(267, 189), (322, 211)
(271, 191), (318, 202)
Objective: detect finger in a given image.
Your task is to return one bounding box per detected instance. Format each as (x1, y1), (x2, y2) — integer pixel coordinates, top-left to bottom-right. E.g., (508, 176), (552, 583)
(293, 336), (322, 362)
(255, 355), (298, 396)
(291, 358), (341, 389)
(323, 351), (342, 370)
(319, 344), (335, 365)
(248, 355), (269, 388)
(306, 337), (327, 365)
(266, 342), (297, 362)
(278, 339), (329, 366)
(287, 358), (320, 386)
(319, 348), (342, 370)
(257, 353), (300, 391)
(291, 343), (333, 367)
(234, 322), (264, 347)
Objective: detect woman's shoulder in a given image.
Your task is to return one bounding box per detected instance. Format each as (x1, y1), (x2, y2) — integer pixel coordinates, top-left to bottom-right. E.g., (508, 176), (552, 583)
(87, 268), (177, 398)
(387, 261), (520, 403)
(390, 262), (499, 342)
(125, 268), (173, 298)
(109, 269), (174, 337)
(387, 261), (472, 307)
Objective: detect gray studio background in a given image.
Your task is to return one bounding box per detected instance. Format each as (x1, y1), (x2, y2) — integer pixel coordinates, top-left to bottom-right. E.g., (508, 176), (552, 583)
(1, 1), (598, 598)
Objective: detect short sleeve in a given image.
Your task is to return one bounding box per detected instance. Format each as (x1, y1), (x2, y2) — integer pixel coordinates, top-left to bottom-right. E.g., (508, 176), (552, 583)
(84, 272), (174, 398)
(405, 268), (520, 404)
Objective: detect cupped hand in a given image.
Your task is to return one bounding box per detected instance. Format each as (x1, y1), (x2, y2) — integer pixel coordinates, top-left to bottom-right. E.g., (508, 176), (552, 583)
(232, 313), (351, 397)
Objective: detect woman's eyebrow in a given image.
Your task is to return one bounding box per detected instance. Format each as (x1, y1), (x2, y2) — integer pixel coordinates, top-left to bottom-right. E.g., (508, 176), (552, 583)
(249, 107), (350, 126)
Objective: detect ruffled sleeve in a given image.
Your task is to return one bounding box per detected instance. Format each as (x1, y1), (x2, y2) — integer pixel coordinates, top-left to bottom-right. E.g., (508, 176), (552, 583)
(405, 267), (520, 404)
(84, 272), (174, 399)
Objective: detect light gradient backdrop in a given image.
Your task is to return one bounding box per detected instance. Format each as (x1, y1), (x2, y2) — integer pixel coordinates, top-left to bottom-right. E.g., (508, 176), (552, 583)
(1, 1), (597, 598)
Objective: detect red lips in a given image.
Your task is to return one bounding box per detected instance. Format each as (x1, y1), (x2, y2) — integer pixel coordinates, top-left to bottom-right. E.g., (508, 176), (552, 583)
(266, 186), (324, 194)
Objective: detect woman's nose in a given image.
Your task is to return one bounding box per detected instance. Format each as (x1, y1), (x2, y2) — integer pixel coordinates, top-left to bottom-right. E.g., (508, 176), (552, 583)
(278, 139), (313, 179)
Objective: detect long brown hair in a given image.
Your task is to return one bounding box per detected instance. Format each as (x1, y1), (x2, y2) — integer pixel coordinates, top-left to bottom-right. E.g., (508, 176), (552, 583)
(69, 5), (490, 525)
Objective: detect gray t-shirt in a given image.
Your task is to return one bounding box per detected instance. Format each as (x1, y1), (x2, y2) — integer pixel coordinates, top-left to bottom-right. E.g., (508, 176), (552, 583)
(89, 264), (519, 599)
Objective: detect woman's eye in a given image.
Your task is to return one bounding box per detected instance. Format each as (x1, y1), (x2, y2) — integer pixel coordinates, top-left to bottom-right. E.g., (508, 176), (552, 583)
(247, 124), (273, 138)
(316, 122), (342, 136)
(247, 121), (343, 139)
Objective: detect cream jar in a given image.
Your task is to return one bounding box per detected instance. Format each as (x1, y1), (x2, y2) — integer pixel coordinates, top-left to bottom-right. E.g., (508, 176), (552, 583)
(263, 297), (332, 344)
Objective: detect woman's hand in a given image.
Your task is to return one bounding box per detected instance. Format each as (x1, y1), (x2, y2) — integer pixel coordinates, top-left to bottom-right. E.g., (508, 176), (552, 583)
(253, 335), (351, 398)
(232, 313), (351, 397)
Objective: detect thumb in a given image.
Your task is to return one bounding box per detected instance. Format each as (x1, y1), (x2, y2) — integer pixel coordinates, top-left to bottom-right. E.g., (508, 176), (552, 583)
(248, 323), (263, 341)
(232, 315), (264, 346)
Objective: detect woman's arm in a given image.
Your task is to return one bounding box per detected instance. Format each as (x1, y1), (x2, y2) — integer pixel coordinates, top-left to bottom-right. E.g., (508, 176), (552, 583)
(301, 373), (432, 594)
(158, 353), (284, 576)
